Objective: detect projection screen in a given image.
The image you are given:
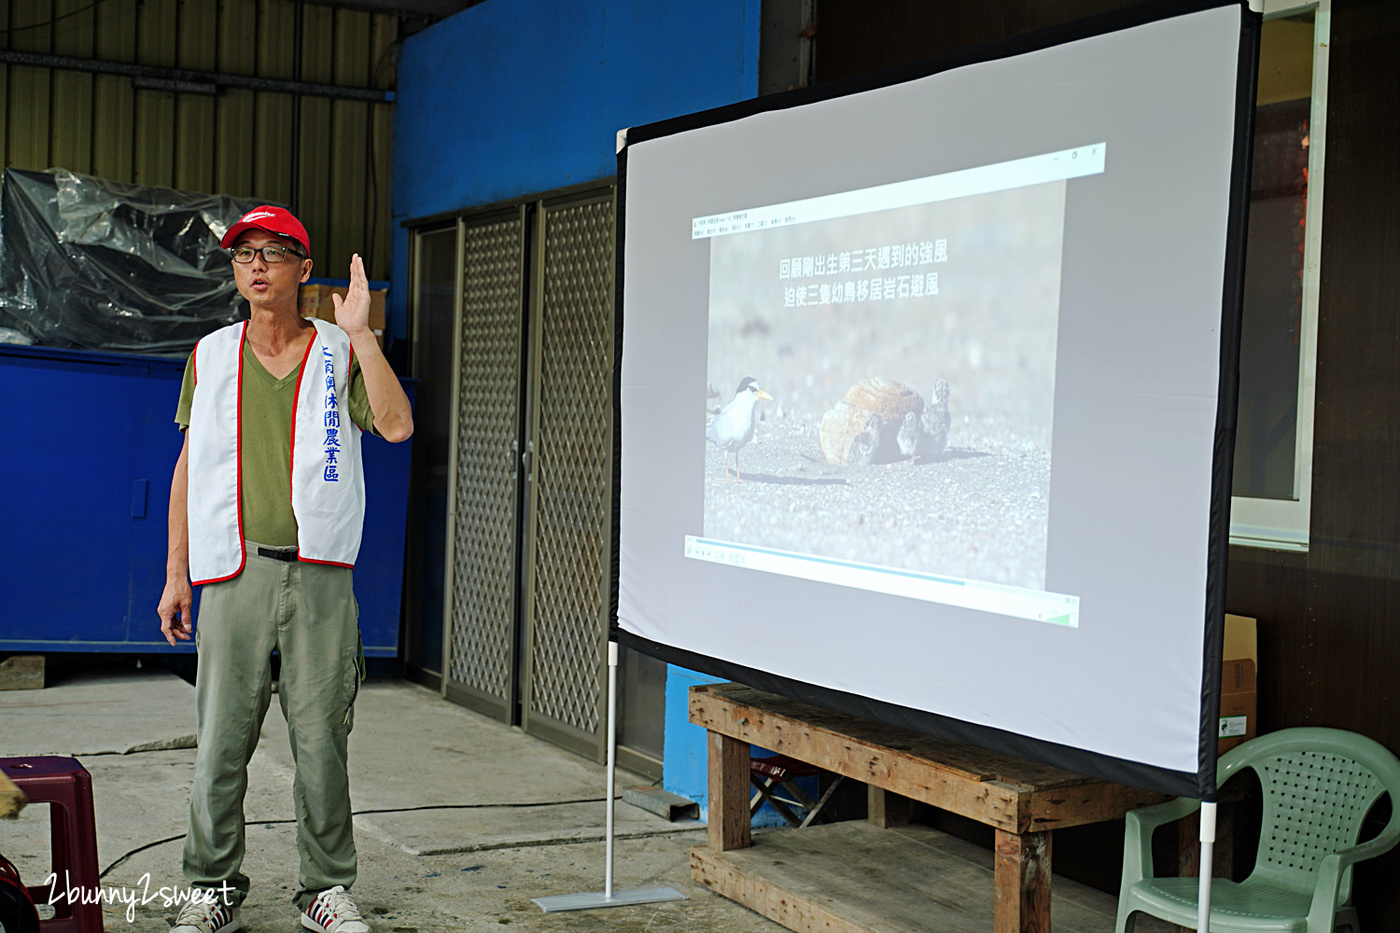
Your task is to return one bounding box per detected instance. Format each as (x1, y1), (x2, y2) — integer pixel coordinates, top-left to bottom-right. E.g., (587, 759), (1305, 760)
(614, 0), (1257, 799)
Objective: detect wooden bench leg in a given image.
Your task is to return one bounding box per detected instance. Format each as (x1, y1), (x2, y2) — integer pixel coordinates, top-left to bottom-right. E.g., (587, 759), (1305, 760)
(994, 828), (1051, 933)
(708, 729), (751, 851)
(867, 785), (910, 828)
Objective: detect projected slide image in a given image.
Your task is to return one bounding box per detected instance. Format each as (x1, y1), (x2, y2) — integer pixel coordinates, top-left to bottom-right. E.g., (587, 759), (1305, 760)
(701, 180), (1065, 594)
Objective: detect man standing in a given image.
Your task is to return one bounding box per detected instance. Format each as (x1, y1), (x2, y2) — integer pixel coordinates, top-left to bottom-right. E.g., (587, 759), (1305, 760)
(156, 206), (412, 933)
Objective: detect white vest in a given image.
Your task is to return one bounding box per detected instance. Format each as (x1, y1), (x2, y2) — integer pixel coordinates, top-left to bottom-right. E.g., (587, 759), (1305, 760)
(186, 318), (365, 584)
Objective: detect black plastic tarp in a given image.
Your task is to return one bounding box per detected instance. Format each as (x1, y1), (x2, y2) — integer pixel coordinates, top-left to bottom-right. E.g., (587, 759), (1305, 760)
(0, 168), (263, 354)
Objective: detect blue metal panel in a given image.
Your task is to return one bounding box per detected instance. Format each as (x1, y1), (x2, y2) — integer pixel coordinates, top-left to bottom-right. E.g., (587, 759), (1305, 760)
(0, 345), (411, 656)
(392, 0), (762, 220)
(389, 0), (761, 349)
(1, 345), (186, 651)
(358, 417), (413, 656)
(390, 225), (410, 344)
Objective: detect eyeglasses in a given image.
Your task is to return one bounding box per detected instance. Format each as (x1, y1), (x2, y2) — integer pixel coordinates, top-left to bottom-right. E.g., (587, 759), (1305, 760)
(231, 244), (305, 263)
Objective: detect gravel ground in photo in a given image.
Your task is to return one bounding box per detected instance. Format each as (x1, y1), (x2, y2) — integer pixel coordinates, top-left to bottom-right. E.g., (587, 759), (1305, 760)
(703, 412), (1050, 589)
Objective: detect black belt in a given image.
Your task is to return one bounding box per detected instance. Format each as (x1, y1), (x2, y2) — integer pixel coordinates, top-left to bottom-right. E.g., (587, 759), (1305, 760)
(256, 546), (298, 562)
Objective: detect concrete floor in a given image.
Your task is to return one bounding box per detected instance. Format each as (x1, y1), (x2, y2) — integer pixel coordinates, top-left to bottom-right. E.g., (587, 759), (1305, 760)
(1, 665), (784, 933)
(2, 665), (1156, 933)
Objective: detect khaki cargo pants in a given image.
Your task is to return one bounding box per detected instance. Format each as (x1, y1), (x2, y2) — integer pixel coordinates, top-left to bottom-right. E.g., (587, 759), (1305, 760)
(183, 543), (362, 910)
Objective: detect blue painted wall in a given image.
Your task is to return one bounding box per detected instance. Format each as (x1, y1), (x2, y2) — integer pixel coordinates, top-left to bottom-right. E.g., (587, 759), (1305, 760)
(391, 0), (760, 338)
(391, 0), (762, 814)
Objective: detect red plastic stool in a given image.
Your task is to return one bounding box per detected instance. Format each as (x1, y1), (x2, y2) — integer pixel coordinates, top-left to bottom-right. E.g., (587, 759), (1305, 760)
(0, 757), (103, 933)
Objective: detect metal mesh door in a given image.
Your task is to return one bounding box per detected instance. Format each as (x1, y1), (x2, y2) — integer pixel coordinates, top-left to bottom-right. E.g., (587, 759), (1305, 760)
(443, 208), (526, 720)
(521, 191), (615, 757)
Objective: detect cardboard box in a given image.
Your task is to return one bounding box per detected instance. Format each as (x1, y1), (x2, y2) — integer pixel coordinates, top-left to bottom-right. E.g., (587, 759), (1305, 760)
(1218, 614), (1258, 754)
(298, 284), (386, 328)
(298, 284), (387, 347)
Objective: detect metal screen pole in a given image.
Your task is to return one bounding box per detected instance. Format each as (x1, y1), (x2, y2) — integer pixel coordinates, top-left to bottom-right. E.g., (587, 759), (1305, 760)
(1196, 800), (1216, 931)
(531, 641), (685, 912)
(604, 640), (618, 896)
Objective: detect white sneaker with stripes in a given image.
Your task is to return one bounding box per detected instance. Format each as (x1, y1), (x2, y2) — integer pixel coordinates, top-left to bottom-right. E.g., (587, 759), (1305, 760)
(301, 885), (370, 933)
(171, 897), (240, 933)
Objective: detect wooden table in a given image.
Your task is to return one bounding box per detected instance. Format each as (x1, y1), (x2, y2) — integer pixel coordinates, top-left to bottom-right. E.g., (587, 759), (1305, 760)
(690, 683), (1172, 933)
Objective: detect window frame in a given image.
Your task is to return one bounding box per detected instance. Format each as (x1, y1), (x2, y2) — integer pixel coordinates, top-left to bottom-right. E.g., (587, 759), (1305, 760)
(1229, 0), (1330, 552)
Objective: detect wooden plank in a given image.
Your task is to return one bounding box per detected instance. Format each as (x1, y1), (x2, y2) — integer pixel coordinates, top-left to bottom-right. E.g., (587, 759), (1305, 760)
(708, 730), (751, 852)
(692, 684), (1169, 832)
(690, 683), (1178, 933)
(867, 785), (910, 828)
(691, 822), (1128, 933)
(1027, 781), (1171, 832)
(692, 845), (883, 933)
(695, 684), (1099, 787)
(0, 770), (25, 819)
(691, 684), (1026, 831)
(993, 829), (1051, 933)
(0, 655), (44, 691)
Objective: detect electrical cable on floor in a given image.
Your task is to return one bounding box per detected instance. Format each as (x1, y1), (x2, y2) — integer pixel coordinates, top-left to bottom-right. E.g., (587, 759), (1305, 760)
(96, 796), (622, 879)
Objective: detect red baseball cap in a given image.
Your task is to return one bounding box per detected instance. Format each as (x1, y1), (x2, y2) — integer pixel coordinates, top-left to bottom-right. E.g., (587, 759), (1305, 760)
(220, 205), (310, 256)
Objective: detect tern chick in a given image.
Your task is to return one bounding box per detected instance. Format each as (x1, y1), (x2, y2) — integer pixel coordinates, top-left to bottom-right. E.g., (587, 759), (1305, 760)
(847, 413), (883, 467)
(706, 377), (773, 482)
(896, 410), (921, 459)
(920, 379), (951, 458)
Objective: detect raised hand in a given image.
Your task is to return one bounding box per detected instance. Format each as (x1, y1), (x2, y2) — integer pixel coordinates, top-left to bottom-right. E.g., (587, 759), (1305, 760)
(331, 253), (371, 337)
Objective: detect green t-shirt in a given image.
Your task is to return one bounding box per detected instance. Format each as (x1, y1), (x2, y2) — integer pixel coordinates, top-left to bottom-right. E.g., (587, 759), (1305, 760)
(176, 336), (377, 547)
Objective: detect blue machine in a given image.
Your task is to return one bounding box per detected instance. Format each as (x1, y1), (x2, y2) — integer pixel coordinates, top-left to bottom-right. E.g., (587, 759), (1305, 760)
(0, 343), (410, 656)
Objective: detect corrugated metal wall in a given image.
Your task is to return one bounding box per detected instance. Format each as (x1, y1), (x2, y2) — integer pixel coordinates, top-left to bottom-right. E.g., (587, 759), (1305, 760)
(0, 0), (395, 279)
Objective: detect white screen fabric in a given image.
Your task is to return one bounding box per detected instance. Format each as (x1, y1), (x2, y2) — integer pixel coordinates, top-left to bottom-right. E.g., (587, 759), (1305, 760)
(616, 2), (1252, 797)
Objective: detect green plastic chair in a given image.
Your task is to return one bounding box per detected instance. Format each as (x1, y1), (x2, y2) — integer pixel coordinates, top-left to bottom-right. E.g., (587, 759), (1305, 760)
(1116, 727), (1400, 933)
